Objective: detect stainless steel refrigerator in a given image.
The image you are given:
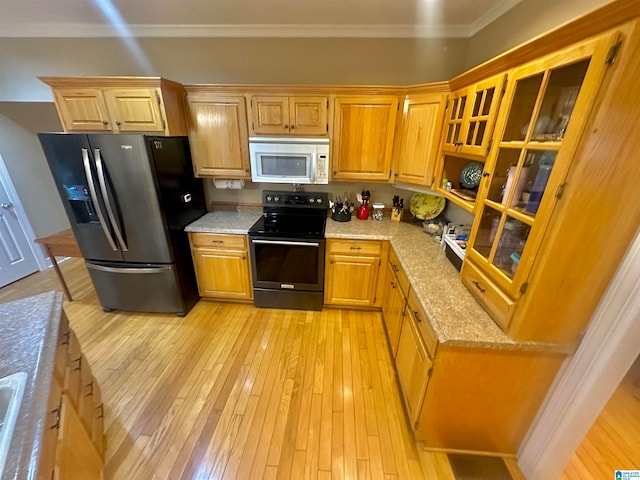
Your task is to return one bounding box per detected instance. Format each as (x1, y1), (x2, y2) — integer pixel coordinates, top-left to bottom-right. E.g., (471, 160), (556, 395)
(38, 133), (206, 316)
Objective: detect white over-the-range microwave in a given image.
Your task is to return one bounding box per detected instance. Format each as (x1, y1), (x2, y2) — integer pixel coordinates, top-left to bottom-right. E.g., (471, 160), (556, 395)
(249, 137), (329, 184)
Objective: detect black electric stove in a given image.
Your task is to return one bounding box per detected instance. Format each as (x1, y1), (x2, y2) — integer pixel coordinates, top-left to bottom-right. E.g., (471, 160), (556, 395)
(248, 190), (329, 311)
(248, 190), (329, 239)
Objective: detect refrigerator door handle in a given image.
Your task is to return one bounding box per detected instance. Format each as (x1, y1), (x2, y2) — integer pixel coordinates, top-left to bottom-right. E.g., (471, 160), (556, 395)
(94, 148), (129, 252)
(86, 263), (173, 274)
(81, 148), (118, 251)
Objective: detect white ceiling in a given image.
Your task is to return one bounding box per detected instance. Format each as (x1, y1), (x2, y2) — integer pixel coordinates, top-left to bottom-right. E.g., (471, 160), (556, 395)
(0, 0), (524, 38)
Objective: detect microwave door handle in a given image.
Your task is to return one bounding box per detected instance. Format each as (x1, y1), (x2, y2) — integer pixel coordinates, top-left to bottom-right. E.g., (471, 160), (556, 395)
(309, 152), (316, 183)
(94, 149), (129, 251)
(81, 149), (119, 251)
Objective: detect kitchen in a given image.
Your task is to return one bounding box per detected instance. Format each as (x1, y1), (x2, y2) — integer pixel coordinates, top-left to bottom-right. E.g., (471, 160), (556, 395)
(0, 0), (636, 478)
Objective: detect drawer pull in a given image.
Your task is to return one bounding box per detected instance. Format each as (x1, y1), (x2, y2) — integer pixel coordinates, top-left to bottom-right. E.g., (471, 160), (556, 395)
(350, 246), (361, 250)
(85, 381), (94, 397)
(72, 356), (82, 371)
(61, 331), (70, 345)
(413, 311), (421, 323)
(473, 281), (486, 294)
(97, 403), (105, 419)
(50, 402), (62, 430)
(390, 281), (396, 288)
(211, 240), (224, 244)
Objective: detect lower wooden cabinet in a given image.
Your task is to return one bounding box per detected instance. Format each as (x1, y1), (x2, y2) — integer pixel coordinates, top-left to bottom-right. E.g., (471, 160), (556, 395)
(324, 239), (388, 307)
(395, 309), (433, 425)
(189, 233), (253, 300)
(381, 257), (408, 356)
(38, 311), (104, 480)
(381, 245), (565, 454)
(55, 395), (103, 480)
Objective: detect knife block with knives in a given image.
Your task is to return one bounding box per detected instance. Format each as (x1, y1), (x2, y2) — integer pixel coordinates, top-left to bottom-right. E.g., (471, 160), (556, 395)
(391, 196), (404, 222)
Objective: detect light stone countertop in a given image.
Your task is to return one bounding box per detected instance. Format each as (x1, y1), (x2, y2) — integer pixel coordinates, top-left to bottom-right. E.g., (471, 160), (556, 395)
(184, 212), (568, 352)
(0, 291), (63, 480)
(185, 211), (262, 234)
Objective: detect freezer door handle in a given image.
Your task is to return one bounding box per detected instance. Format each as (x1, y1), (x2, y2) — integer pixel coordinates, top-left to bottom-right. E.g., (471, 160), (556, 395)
(81, 148), (118, 251)
(94, 149), (129, 252)
(86, 263), (173, 274)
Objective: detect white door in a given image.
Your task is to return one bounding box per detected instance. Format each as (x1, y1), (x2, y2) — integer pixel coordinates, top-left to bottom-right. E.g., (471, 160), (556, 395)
(0, 165), (39, 287)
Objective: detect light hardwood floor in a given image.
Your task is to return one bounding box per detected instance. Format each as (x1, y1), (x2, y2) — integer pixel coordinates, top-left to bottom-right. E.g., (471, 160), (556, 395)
(5, 258), (460, 479)
(560, 354), (640, 479)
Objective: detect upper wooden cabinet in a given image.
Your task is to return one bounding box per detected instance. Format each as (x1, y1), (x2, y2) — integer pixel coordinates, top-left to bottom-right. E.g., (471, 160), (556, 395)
(393, 92), (448, 187)
(332, 95), (399, 181)
(462, 31), (620, 340)
(186, 91), (250, 178)
(249, 95), (328, 136)
(41, 77), (188, 135)
(441, 73), (506, 157)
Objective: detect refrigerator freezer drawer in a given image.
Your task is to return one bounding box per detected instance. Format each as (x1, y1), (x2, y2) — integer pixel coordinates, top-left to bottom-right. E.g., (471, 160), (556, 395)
(86, 262), (188, 315)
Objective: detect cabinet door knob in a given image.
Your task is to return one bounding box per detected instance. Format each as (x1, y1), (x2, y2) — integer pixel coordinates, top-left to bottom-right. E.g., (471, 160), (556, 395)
(290, 125), (295, 129)
(283, 124), (289, 129)
(115, 120), (121, 126)
(102, 120), (109, 126)
(482, 171), (490, 177)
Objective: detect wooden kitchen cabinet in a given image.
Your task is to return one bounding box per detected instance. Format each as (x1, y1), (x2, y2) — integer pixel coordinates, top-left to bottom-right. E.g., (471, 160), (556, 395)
(40, 76), (187, 135)
(462, 31), (619, 337)
(249, 95), (328, 136)
(38, 311), (104, 480)
(415, 345), (565, 453)
(381, 248), (410, 356)
(332, 95), (399, 181)
(395, 308), (433, 426)
(393, 92), (448, 187)
(189, 233), (253, 301)
(186, 92), (251, 178)
(324, 239), (388, 307)
(441, 73), (505, 157)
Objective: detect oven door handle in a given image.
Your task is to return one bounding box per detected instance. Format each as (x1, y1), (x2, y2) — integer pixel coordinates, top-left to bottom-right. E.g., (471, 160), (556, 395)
(252, 239), (320, 247)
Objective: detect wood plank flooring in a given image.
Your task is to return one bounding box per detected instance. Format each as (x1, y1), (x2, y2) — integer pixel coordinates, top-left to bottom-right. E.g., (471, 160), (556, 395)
(560, 354), (640, 479)
(4, 259), (453, 479)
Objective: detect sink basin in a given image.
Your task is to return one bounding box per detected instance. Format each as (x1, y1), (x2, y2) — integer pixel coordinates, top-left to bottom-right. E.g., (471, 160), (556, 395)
(0, 372), (27, 477)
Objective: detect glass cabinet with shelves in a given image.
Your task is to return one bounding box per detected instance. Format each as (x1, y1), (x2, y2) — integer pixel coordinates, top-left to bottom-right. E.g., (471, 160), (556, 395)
(441, 73), (506, 156)
(462, 32), (619, 332)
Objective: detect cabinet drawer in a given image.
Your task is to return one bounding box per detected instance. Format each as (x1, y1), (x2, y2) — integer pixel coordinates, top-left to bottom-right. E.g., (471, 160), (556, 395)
(407, 289), (438, 359)
(461, 260), (515, 331)
(328, 239), (382, 256)
(389, 248), (410, 297)
(189, 232), (247, 249)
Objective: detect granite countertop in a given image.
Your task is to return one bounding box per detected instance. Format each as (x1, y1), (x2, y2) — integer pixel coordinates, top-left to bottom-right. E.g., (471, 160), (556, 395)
(0, 291), (63, 480)
(185, 211), (262, 234)
(184, 212), (568, 352)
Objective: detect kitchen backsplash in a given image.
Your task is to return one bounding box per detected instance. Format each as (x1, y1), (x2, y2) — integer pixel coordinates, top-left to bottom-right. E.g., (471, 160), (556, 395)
(203, 179), (472, 225)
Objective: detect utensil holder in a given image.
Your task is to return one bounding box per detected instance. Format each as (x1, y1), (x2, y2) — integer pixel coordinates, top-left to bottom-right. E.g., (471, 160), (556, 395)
(391, 209), (403, 222)
(331, 211), (351, 222)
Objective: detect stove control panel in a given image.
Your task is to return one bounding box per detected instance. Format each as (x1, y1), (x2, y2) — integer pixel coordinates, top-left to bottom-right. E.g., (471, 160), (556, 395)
(262, 190), (328, 209)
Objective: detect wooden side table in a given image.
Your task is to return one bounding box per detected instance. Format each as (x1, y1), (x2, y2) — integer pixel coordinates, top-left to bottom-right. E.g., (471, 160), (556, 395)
(35, 229), (82, 301)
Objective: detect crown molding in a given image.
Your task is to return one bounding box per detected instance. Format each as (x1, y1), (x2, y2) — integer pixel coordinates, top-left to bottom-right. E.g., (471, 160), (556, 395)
(0, 23), (472, 38)
(469, 0), (525, 36)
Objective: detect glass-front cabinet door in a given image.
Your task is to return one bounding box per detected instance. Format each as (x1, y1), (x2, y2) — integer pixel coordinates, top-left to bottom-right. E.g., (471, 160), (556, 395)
(441, 73), (506, 156)
(464, 32), (619, 319)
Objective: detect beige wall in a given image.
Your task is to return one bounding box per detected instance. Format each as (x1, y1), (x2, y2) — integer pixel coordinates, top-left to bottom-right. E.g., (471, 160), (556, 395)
(0, 102), (68, 237)
(465, 0), (616, 70)
(0, 36), (469, 102)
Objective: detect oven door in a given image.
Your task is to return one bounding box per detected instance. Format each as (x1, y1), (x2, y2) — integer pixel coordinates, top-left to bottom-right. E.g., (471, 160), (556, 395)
(249, 237), (325, 291)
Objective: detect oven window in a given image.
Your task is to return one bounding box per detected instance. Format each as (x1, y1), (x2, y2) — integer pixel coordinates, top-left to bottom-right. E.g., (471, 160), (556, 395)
(253, 242), (319, 285)
(260, 155), (309, 177)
